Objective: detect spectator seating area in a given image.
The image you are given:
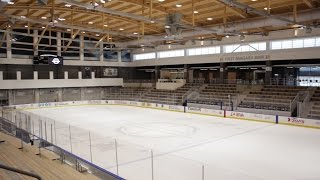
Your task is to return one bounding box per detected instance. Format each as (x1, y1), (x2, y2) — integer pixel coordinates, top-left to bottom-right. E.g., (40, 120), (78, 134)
(188, 84), (239, 106)
(105, 87), (148, 101)
(308, 88), (320, 120)
(0, 132), (98, 180)
(238, 85), (307, 111)
(140, 83), (198, 105)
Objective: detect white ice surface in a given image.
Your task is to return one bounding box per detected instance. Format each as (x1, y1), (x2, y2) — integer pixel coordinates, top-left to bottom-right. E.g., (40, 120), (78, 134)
(26, 105), (320, 180)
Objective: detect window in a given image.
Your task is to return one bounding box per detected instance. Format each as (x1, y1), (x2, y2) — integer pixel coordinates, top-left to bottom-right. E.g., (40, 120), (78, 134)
(158, 50), (185, 58)
(224, 42), (266, 53)
(271, 37), (320, 50)
(133, 53), (156, 60)
(187, 46), (220, 56)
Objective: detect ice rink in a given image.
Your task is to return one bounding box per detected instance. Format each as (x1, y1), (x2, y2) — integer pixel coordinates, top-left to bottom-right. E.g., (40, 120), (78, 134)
(25, 105), (320, 180)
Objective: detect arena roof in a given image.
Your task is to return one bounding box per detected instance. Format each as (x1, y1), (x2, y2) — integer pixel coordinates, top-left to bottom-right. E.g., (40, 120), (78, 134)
(0, 0), (319, 47)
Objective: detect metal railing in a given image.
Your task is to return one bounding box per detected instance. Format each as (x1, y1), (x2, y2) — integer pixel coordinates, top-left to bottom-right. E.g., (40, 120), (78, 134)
(0, 114), (125, 180)
(0, 163), (42, 180)
(270, 78), (320, 87)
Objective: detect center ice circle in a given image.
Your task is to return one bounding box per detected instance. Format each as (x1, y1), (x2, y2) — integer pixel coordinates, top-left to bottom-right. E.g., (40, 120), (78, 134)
(119, 122), (197, 138)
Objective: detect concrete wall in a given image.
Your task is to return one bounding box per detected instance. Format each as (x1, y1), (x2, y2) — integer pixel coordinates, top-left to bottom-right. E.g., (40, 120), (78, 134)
(0, 71), (123, 89)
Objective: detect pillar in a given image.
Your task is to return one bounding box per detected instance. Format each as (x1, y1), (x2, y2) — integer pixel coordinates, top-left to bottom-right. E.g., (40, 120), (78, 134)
(99, 42), (104, 62)
(80, 35), (84, 61)
(33, 71), (38, 80)
(220, 63), (227, 84)
(188, 69), (194, 83)
(117, 51), (121, 62)
(154, 66), (160, 83)
(33, 30), (38, 56)
(0, 71), (3, 80)
(78, 71), (82, 79)
(6, 32), (12, 59)
(57, 32), (62, 56)
(91, 71), (95, 79)
(34, 89), (40, 103)
(80, 88), (85, 101)
(64, 71), (69, 79)
(8, 90), (14, 105)
(49, 71), (54, 80)
(265, 61), (272, 85)
(57, 88), (63, 102)
(184, 64), (189, 82)
(16, 71), (21, 80)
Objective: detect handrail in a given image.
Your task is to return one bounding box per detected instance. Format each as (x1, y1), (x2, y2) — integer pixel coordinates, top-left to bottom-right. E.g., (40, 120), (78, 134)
(290, 92), (300, 113)
(0, 163), (42, 180)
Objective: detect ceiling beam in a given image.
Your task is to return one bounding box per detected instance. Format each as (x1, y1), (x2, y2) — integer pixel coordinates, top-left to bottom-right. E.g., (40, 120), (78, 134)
(34, 24), (49, 48)
(1, 13), (138, 38)
(64, 29), (80, 51)
(303, 0), (316, 8)
(94, 34), (109, 48)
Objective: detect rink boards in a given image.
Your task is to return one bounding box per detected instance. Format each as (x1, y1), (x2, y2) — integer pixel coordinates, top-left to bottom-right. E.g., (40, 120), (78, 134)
(6, 100), (320, 129)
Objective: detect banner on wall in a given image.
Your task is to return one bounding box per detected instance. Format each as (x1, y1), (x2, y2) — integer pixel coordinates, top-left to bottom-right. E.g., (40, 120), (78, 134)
(103, 68), (118, 77)
(220, 54), (271, 62)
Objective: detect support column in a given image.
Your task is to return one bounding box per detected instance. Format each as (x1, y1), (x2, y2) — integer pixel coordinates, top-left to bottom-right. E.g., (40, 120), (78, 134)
(57, 88), (63, 102)
(33, 71), (38, 80)
(6, 32), (12, 59)
(80, 88), (85, 101)
(34, 89), (40, 103)
(16, 71), (21, 80)
(99, 43), (104, 62)
(78, 71), (82, 79)
(64, 71), (69, 79)
(117, 51), (121, 62)
(154, 66), (160, 83)
(49, 71), (54, 80)
(265, 61), (272, 85)
(57, 32), (62, 56)
(220, 63), (227, 83)
(33, 30), (38, 56)
(8, 90), (14, 105)
(0, 71), (3, 80)
(80, 35), (84, 61)
(188, 69), (194, 83)
(91, 72), (95, 79)
(184, 64), (189, 83)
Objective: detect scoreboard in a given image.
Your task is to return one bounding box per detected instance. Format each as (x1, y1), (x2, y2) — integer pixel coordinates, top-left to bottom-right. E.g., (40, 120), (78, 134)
(33, 55), (64, 65)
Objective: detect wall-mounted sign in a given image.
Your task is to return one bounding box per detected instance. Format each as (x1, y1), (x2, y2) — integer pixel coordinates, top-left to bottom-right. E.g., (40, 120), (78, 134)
(103, 68), (118, 76)
(220, 55), (271, 62)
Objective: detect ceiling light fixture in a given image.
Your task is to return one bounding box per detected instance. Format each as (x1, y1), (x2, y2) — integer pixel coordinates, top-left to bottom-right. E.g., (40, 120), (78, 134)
(119, 28), (124, 31)
(96, 34), (100, 36)
(104, 24), (108, 27)
(176, 4), (182, 8)
(264, 7), (271, 10)
(7, 1), (14, 4)
(193, 11), (198, 14)
(226, 35), (230, 38)
(41, 16), (47, 19)
(158, 0), (165, 2)
(67, 29), (71, 31)
(65, 4), (71, 7)
(24, 25), (28, 28)
(207, 17), (213, 21)
(165, 25), (170, 29)
(41, 26), (45, 29)
(88, 21), (93, 24)
(21, 16), (26, 18)
(58, 17), (66, 21)
(133, 32), (138, 35)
